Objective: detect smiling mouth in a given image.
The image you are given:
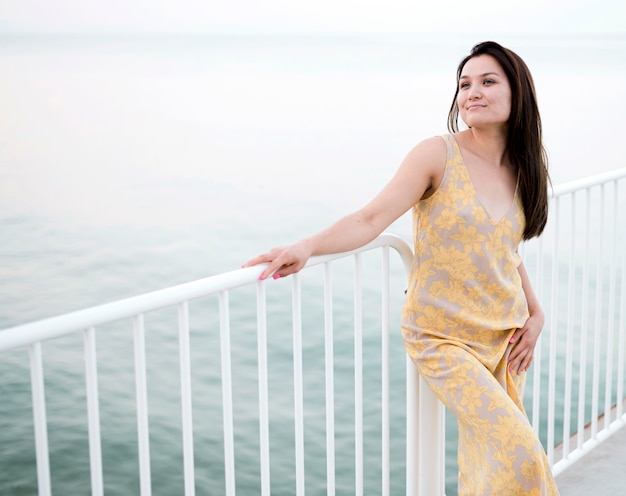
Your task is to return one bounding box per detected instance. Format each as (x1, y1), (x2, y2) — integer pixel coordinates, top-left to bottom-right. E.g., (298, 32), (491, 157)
(467, 105), (485, 111)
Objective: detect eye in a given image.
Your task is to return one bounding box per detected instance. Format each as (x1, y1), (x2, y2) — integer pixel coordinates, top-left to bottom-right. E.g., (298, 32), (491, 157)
(483, 79), (495, 85)
(459, 81), (470, 89)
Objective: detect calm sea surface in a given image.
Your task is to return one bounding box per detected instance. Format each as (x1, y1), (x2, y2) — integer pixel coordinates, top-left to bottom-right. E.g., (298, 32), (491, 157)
(1, 34), (625, 495)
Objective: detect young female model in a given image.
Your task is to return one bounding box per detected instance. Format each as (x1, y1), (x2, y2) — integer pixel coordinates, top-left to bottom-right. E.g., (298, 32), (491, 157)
(244, 41), (559, 495)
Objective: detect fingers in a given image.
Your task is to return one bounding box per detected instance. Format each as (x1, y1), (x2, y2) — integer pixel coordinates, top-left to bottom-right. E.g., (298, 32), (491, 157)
(254, 258), (284, 281)
(259, 250), (295, 280)
(242, 246), (306, 281)
(269, 261), (300, 280)
(242, 254), (273, 269)
(507, 314), (543, 375)
(508, 333), (535, 375)
(508, 328), (522, 345)
(508, 347), (532, 375)
(241, 246), (279, 269)
(520, 353), (533, 374)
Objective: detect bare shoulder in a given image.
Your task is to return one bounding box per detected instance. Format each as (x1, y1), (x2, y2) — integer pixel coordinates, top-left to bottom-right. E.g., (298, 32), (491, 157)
(411, 135), (447, 159)
(361, 135), (448, 222)
(400, 135), (447, 197)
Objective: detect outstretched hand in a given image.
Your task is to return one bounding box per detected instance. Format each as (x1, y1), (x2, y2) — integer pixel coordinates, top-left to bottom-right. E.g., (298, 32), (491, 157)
(242, 240), (313, 281)
(507, 311), (545, 375)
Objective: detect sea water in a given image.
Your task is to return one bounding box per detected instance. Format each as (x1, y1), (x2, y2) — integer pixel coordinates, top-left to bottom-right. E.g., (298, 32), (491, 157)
(1, 34), (625, 495)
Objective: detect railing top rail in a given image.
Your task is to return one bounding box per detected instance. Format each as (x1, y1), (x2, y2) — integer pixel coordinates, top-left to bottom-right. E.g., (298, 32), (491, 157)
(551, 167), (626, 198)
(0, 233), (413, 353)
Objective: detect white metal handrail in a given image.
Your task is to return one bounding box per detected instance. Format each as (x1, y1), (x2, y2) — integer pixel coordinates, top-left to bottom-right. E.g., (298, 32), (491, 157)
(0, 235), (411, 352)
(0, 233), (417, 496)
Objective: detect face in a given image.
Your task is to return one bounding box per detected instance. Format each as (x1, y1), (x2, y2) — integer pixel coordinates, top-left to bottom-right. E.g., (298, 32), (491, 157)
(456, 54), (512, 130)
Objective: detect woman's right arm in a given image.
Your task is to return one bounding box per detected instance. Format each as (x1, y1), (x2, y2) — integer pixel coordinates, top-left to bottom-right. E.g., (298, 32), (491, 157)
(243, 136), (446, 280)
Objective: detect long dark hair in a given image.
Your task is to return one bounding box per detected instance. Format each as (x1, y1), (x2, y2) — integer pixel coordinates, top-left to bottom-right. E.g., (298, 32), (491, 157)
(447, 41), (550, 240)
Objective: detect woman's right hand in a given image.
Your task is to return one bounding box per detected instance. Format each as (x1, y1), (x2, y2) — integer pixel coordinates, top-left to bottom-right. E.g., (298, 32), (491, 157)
(242, 239), (313, 281)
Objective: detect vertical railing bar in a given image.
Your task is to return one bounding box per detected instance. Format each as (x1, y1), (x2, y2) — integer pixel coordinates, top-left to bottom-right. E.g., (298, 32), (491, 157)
(291, 274), (306, 496)
(405, 354), (418, 496)
(381, 247), (391, 496)
(604, 181), (618, 430)
(323, 262), (336, 496)
(531, 235), (544, 434)
(417, 380), (445, 495)
(441, 410), (446, 491)
(591, 185), (605, 440)
(577, 188), (591, 450)
(617, 181), (626, 422)
(29, 342), (52, 496)
(83, 327), (103, 496)
(562, 194), (576, 459)
(178, 302), (196, 496)
(219, 291), (236, 496)
(353, 254), (364, 496)
(133, 314), (152, 496)
(256, 281), (271, 496)
(546, 198), (560, 465)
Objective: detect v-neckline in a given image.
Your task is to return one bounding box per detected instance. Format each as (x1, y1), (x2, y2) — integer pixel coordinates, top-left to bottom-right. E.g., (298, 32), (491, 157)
(449, 134), (518, 224)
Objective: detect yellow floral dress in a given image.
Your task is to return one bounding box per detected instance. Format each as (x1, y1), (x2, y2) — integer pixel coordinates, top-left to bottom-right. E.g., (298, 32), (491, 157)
(402, 134), (559, 495)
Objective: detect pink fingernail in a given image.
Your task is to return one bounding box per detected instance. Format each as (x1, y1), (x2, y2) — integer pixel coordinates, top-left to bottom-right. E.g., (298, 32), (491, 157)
(273, 273), (281, 280)
(509, 337), (515, 343)
(258, 274), (265, 281)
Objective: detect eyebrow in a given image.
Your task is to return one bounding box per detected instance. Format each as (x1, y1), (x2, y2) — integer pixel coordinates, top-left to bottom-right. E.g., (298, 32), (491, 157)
(459, 71), (501, 80)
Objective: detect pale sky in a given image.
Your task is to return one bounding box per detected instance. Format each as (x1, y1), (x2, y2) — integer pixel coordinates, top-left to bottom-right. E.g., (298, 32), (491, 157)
(0, 0), (625, 36)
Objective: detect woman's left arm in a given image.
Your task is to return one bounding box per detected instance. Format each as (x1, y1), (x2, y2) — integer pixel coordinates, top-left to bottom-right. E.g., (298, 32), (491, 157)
(508, 260), (545, 375)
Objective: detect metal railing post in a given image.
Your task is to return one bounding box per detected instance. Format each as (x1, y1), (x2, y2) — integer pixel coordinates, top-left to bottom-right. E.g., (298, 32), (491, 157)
(406, 357), (419, 496)
(417, 377), (445, 495)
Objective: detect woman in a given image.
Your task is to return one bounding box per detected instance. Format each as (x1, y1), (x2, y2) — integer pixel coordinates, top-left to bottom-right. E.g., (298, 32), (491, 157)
(244, 41), (559, 495)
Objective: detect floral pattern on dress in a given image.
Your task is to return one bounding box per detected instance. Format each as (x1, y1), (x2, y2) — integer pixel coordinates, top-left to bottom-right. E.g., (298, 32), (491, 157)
(401, 135), (559, 495)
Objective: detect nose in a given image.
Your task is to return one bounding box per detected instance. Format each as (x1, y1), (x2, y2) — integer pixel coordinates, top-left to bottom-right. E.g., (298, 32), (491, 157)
(468, 84), (482, 99)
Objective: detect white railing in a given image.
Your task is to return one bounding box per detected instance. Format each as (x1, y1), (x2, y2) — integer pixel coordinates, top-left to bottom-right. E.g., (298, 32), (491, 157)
(522, 167), (626, 477)
(0, 168), (625, 495)
(0, 233), (418, 496)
